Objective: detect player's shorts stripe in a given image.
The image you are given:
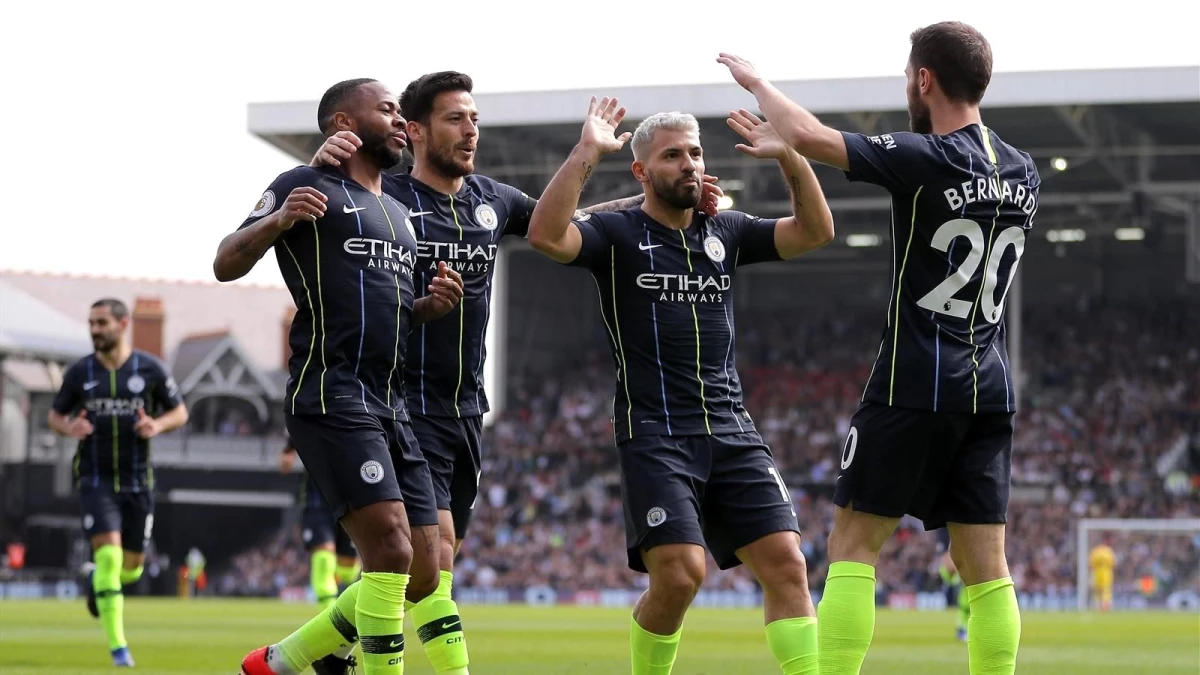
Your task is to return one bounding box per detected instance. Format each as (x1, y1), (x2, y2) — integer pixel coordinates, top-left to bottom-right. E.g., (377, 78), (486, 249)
(678, 231), (711, 435)
(283, 240), (318, 414)
(966, 125), (1005, 414)
(109, 368), (119, 493)
(448, 194), (465, 417)
(609, 248), (633, 436)
(341, 181), (369, 413)
(889, 186), (924, 405)
(375, 195), (403, 419)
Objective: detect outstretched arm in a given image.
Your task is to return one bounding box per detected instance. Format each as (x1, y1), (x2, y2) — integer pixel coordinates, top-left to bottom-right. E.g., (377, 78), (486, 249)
(527, 97), (632, 264)
(718, 53), (849, 171)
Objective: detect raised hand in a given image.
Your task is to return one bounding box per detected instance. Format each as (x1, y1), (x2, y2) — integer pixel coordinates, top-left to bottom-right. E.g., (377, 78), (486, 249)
(579, 96), (633, 155)
(67, 409), (94, 440)
(727, 109), (789, 160)
(716, 53), (764, 92)
(310, 131), (362, 168)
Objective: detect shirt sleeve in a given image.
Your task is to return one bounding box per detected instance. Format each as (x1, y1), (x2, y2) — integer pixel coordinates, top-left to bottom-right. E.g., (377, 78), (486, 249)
(497, 183), (539, 238)
(727, 211), (782, 267)
(51, 360), (85, 414)
(565, 212), (613, 271)
(148, 358), (184, 412)
(236, 167), (321, 232)
(842, 131), (943, 193)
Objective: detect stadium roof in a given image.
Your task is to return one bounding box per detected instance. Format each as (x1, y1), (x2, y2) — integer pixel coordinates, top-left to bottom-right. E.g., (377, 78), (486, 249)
(249, 66), (1200, 239)
(0, 279), (90, 362)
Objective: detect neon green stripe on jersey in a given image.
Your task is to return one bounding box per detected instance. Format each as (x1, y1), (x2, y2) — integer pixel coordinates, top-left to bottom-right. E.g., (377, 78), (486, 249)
(966, 125), (1005, 413)
(376, 195), (403, 419)
(110, 369), (119, 492)
(447, 194), (464, 416)
(283, 240), (318, 414)
(610, 248), (633, 434)
(889, 186), (924, 405)
(678, 231), (711, 435)
(313, 224), (328, 411)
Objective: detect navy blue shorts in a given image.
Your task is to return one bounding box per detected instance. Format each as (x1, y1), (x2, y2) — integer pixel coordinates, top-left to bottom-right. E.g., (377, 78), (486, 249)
(285, 411), (438, 528)
(833, 402), (1013, 530)
(619, 432), (800, 573)
(302, 503), (357, 558)
(410, 414), (483, 540)
(79, 488), (154, 553)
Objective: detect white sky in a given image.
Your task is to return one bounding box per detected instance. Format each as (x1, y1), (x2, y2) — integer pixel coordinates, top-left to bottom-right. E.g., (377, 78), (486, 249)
(3, 0), (1197, 288)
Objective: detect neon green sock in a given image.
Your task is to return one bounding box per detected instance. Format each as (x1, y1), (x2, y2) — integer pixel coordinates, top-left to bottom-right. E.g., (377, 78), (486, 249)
(817, 561), (876, 675)
(966, 577), (1021, 675)
(93, 545), (127, 651)
(119, 565), (143, 587)
(765, 617), (818, 674)
(276, 581), (361, 673)
(311, 550), (339, 609)
(957, 583), (971, 630)
(630, 616), (681, 675)
(357, 572), (408, 674)
(336, 561), (362, 586)
(411, 571), (469, 674)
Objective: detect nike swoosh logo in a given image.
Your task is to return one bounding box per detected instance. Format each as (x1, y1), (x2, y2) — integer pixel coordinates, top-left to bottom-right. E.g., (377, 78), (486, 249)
(638, 243), (661, 250)
(441, 621), (462, 630)
(344, 205), (366, 214)
(389, 640), (403, 648)
(83, 381), (99, 390)
(409, 210), (433, 217)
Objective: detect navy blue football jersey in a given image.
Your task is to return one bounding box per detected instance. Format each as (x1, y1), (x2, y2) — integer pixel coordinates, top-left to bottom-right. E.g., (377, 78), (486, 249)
(385, 173), (535, 418)
(565, 207), (781, 442)
(842, 124), (1040, 413)
(239, 166), (420, 420)
(52, 349), (183, 492)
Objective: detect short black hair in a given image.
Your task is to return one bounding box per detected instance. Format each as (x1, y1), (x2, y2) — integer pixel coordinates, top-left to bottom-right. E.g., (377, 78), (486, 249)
(909, 22), (993, 105)
(400, 71), (474, 125)
(317, 78), (379, 136)
(91, 298), (128, 321)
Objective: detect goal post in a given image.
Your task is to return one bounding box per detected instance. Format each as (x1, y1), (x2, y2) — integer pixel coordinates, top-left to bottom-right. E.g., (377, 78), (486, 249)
(1075, 518), (1200, 610)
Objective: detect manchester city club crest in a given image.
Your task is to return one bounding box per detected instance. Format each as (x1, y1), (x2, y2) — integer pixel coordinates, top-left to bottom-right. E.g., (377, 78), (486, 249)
(475, 203), (498, 230)
(703, 235), (726, 262)
(127, 375), (145, 394)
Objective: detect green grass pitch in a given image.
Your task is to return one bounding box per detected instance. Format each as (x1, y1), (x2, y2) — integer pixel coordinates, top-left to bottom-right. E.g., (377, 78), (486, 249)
(1, 598), (1196, 674)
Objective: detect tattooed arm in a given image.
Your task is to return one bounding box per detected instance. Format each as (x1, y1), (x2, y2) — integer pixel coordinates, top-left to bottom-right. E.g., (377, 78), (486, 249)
(526, 143), (603, 264)
(528, 96), (631, 264)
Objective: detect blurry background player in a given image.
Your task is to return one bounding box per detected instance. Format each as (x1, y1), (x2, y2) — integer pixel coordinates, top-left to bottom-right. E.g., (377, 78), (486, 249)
(309, 70), (722, 675)
(527, 97), (834, 675)
(1089, 536), (1116, 611)
(214, 77), (463, 675)
(720, 21), (1038, 675)
(48, 297), (189, 667)
(281, 438), (361, 608)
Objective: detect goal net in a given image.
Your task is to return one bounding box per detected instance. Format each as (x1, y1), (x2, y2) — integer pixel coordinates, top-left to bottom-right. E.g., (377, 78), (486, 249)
(1075, 518), (1200, 611)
